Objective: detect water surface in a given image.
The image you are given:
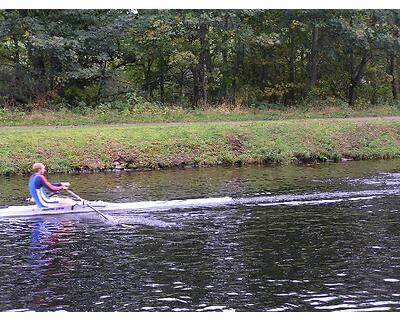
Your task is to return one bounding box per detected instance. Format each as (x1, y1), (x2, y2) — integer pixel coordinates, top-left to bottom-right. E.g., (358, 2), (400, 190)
(1, 160), (400, 311)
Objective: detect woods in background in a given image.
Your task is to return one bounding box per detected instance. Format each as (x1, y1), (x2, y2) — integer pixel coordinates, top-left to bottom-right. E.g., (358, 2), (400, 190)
(0, 9), (399, 110)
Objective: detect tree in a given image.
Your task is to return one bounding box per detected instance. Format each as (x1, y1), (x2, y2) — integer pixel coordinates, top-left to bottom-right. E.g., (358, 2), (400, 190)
(1, 9), (400, 109)
(0, 9), (134, 108)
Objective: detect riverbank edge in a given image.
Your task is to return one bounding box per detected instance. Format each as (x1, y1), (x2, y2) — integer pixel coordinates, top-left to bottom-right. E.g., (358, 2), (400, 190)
(1, 118), (400, 175)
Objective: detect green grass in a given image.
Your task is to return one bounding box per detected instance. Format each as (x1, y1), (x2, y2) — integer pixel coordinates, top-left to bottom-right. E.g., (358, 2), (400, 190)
(1, 118), (400, 175)
(1, 104), (400, 126)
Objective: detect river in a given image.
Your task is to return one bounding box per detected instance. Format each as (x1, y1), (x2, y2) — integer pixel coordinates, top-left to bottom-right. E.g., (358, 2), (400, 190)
(0, 160), (400, 311)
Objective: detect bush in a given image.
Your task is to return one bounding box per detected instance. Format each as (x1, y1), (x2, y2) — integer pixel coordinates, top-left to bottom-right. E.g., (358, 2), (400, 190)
(393, 100), (400, 110)
(301, 96), (349, 111)
(256, 101), (288, 111)
(62, 84), (100, 106)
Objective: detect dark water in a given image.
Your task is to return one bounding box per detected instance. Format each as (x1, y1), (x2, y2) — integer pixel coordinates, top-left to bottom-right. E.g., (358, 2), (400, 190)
(1, 160), (400, 312)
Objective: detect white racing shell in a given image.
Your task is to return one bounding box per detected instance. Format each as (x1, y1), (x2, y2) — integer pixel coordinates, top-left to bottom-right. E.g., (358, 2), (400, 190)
(0, 197), (233, 218)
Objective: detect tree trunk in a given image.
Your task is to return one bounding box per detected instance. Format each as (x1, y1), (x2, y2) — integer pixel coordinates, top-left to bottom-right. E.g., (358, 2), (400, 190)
(370, 71), (378, 105)
(96, 61), (107, 104)
(310, 24), (319, 88)
(231, 43), (240, 105)
(221, 14), (229, 102)
(159, 54), (165, 105)
(145, 58), (153, 100)
(180, 71), (184, 104)
(288, 21), (296, 103)
(12, 34), (23, 106)
(198, 22), (207, 105)
(348, 50), (369, 106)
(390, 53), (399, 102)
(205, 45), (213, 104)
(191, 67), (199, 107)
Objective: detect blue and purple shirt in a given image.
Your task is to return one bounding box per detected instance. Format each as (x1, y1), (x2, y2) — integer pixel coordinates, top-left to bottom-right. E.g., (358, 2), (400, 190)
(28, 174), (64, 208)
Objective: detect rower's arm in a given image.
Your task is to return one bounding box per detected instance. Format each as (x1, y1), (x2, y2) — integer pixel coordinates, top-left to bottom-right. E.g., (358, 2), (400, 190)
(38, 175), (64, 191)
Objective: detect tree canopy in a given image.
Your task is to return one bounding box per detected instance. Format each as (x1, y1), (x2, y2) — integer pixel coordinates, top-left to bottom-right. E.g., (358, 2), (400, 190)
(0, 9), (399, 110)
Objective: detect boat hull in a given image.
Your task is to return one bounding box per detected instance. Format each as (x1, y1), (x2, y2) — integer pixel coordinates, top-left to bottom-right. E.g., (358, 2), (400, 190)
(0, 201), (110, 217)
(0, 197), (233, 218)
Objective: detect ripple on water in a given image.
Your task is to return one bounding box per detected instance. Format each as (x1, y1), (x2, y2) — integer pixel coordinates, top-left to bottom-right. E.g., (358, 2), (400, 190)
(196, 305), (227, 311)
(383, 278), (400, 282)
(2, 164), (400, 311)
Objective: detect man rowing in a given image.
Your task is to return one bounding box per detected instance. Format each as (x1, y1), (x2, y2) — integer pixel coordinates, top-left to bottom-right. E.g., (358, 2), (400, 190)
(28, 163), (79, 208)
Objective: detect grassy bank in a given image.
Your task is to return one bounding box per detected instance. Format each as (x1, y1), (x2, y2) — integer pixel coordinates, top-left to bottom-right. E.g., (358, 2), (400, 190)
(1, 104), (400, 126)
(1, 118), (400, 175)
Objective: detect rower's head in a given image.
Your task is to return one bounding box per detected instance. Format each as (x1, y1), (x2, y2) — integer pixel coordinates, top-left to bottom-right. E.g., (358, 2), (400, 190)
(32, 162), (46, 174)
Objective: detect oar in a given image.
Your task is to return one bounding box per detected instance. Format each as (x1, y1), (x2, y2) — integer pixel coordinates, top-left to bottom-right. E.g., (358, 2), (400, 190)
(66, 189), (136, 229)
(66, 189), (109, 221)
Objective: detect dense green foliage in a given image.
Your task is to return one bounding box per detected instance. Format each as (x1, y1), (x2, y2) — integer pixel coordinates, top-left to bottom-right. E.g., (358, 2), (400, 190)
(1, 118), (400, 175)
(0, 9), (399, 111)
